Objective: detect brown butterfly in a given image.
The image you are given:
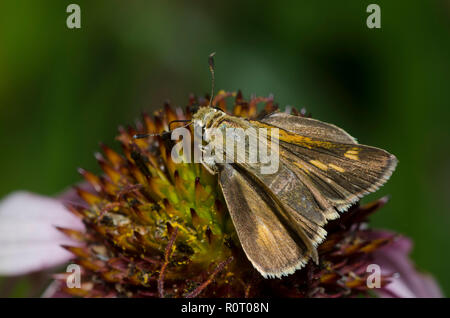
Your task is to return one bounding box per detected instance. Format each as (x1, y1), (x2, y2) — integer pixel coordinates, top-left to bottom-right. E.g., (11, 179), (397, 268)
(136, 54), (398, 278)
(189, 106), (397, 278)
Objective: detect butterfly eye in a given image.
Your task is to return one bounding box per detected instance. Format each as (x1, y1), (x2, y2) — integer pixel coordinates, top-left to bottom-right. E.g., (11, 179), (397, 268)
(191, 105), (200, 113)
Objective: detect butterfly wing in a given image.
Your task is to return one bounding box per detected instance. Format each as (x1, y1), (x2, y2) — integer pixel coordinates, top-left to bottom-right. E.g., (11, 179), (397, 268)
(209, 111), (397, 278)
(260, 112), (357, 144)
(277, 139), (397, 211)
(218, 163), (314, 278)
(208, 115), (327, 248)
(239, 160), (330, 246)
(251, 113), (397, 214)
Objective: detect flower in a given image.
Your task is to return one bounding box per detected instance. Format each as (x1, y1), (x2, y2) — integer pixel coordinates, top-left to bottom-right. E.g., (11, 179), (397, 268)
(371, 232), (442, 298)
(0, 91), (442, 297)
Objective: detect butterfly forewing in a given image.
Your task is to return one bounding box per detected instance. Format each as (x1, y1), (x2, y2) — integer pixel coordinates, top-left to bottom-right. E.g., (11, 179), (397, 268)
(252, 113), (398, 211)
(259, 112), (357, 144)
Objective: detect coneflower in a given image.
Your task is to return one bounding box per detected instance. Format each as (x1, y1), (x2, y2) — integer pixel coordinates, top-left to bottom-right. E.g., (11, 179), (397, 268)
(0, 91), (442, 298)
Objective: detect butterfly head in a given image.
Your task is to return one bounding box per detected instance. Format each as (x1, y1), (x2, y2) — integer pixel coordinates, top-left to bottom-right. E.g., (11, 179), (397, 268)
(192, 106), (225, 129)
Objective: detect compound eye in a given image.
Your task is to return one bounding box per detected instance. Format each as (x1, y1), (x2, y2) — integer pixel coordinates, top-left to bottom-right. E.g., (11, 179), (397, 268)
(191, 105), (200, 113)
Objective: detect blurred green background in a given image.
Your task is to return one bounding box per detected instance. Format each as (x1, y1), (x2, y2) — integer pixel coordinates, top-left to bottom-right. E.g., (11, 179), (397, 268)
(0, 0), (449, 296)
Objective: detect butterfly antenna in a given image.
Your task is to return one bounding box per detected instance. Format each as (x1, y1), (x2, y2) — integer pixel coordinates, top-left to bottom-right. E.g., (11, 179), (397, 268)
(133, 120), (192, 139)
(168, 119), (191, 131)
(133, 132), (170, 139)
(208, 52), (216, 107)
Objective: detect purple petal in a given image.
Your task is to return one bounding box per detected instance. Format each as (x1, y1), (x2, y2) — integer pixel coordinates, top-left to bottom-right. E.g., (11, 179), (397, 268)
(57, 183), (93, 208)
(0, 191), (84, 276)
(371, 230), (442, 298)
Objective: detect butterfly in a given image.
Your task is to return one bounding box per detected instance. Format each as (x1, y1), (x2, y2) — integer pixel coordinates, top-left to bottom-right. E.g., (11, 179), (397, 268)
(135, 53), (398, 278)
(188, 106), (397, 278)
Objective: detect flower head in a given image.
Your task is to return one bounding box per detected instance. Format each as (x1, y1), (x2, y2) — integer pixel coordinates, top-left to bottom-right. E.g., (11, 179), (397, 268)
(0, 91), (442, 298)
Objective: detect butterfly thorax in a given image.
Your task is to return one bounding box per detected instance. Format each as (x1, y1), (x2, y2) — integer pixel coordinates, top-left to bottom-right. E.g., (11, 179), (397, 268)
(192, 107), (225, 129)
(192, 107), (250, 142)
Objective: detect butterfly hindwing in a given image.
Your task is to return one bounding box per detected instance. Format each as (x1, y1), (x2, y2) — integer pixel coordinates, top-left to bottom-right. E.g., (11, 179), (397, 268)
(218, 163), (314, 278)
(239, 160), (329, 246)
